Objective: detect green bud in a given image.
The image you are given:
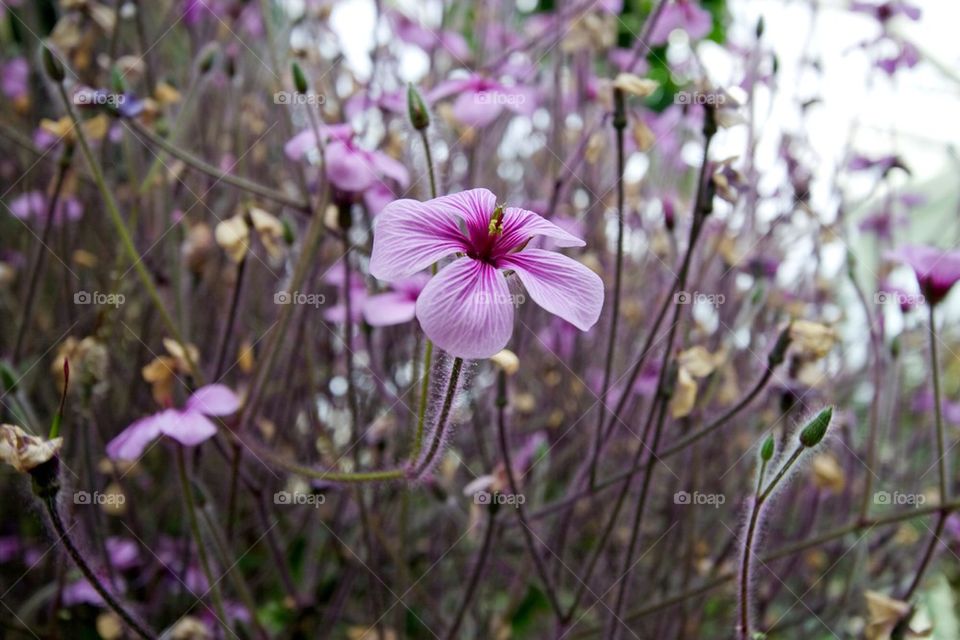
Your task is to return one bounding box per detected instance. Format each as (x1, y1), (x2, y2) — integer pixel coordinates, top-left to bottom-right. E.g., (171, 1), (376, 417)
(799, 406), (833, 448)
(282, 218), (295, 245)
(197, 44), (219, 74)
(292, 62), (309, 94)
(407, 83), (430, 131)
(42, 45), (65, 83)
(760, 435), (775, 461)
(766, 324), (793, 368)
(755, 17), (765, 38)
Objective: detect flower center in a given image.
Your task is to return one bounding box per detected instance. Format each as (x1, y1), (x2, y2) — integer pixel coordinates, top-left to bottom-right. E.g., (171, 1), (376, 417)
(467, 204), (505, 262)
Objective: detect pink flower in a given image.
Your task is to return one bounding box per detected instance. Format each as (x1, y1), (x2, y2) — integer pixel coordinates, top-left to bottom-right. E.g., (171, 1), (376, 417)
(887, 245), (960, 306)
(648, 0), (713, 45)
(2, 58), (28, 101)
(8, 191), (83, 225)
(284, 124), (410, 194)
(363, 274), (429, 327)
(106, 385), (239, 460)
(429, 75), (537, 128)
(369, 188), (603, 359)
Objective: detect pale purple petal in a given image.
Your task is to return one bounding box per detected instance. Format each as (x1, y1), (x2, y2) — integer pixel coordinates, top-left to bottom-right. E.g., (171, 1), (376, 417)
(494, 206), (585, 254)
(157, 409), (219, 447)
(427, 77), (476, 103)
(326, 141), (377, 192)
(498, 249), (604, 331)
(106, 413), (165, 460)
(452, 91), (504, 127)
(363, 291), (417, 326)
(370, 151), (410, 187)
(415, 257), (515, 359)
(186, 384), (240, 416)
(369, 199), (469, 281)
(283, 129), (317, 161)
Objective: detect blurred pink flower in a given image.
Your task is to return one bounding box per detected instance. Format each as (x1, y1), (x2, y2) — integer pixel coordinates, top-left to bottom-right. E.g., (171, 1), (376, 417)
(8, 191), (83, 224)
(388, 10), (470, 60)
(370, 188), (603, 359)
(429, 75), (537, 127)
(285, 124), (409, 194)
(362, 274), (429, 327)
(1, 58), (28, 101)
(887, 245), (960, 306)
(106, 385), (239, 460)
(648, 0), (713, 45)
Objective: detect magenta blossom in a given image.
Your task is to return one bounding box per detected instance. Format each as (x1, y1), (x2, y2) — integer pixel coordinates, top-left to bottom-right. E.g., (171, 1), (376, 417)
(887, 245), (960, 306)
(285, 124), (409, 194)
(369, 188), (603, 359)
(8, 191), (83, 225)
(106, 385), (240, 460)
(363, 274), (429, 327)
(429, 75), (537, 128)
(648, 0), (713, 45)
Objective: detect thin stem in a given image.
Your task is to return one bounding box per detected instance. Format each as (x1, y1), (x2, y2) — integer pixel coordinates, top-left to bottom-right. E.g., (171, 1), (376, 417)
(444, 505), (499, 640)
(589, 91), (627, 488)
(739, 456), (770, 640)
(239, 438), (405, 482)
(43, 495), (156, 640)
(127, 119), (308, 211)
(56, 83), (201, 381)
(214, 256), (247, 379)
(902, 305), (949, 598)
(495, 372), (566, 621)
(410, 128), (440, 460)
(412, 357), (463, 478)
(13, 146), (72, 363)
(175, 447), (230, 633)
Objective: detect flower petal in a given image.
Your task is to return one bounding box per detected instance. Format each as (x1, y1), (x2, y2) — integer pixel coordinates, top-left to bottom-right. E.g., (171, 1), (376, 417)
(186, 384), (240, 416)
(157, 409), (219, 447)
(326, 141), (377, 192)
(430, 188), (498, 246)
(498, 249), (603, 331)
(415, 257), (514, 359)
(452, 91), (503, 127)
(106, 413), (164, 460)
(494, 206), (585, 254)
(369, 199), (469, 281)
(363, 291), (417, 326)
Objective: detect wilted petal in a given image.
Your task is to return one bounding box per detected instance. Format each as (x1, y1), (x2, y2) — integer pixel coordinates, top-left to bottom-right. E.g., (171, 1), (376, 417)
(498, 249), (603, 331)
(363, 291), (417, 326)
(186, 384), (240, 416)
(106, 414), (165, 460)
(157, 409), (219, 447)
(416, 257), (515, 358)
(369, 199), (468, 281)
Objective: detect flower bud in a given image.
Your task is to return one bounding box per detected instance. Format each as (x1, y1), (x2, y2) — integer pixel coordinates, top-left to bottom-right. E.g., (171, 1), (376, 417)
(799, 406), (833, 448)
(292, 61), (309, 94)
(760, 434), (775, 461)
(767, 324), (793, 368)
(42, 45), (65, 83)
(407, 83), (430, 131)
